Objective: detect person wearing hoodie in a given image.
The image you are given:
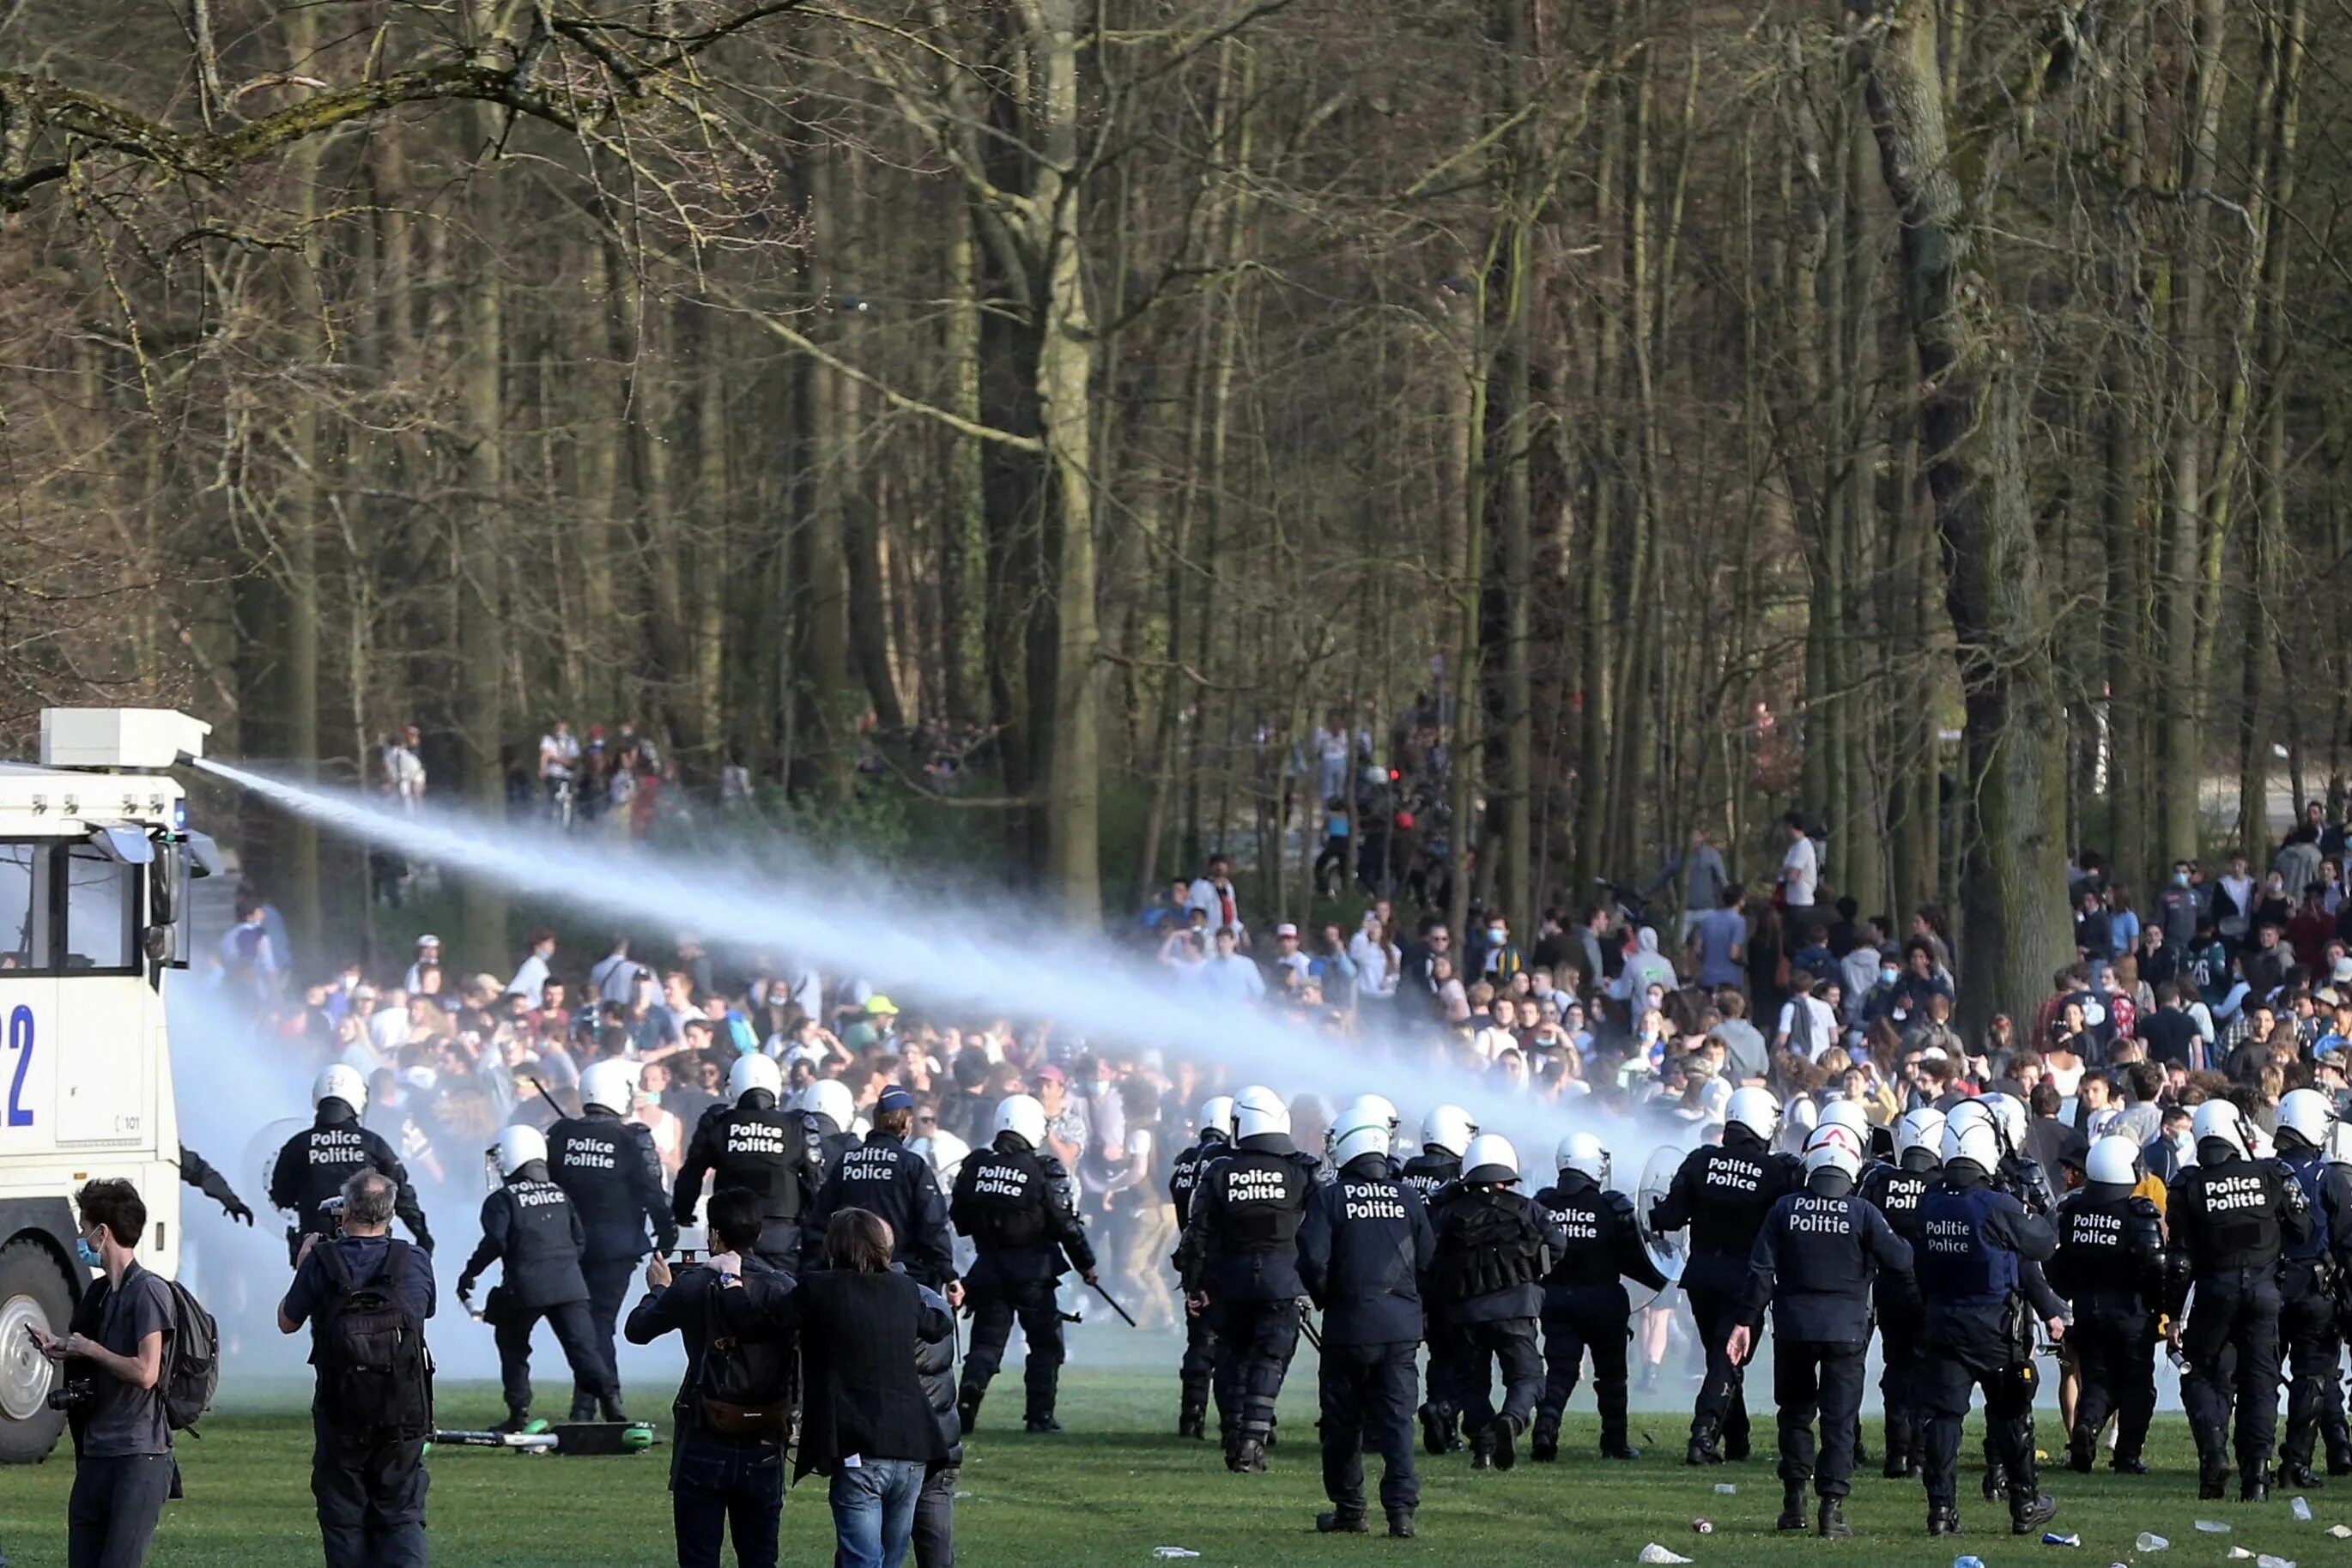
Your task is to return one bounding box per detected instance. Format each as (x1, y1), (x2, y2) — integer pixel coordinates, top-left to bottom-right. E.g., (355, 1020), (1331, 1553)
(1611, 927), (1679, 1016)
(1730, 1123), (1913, 1539)
(2047, 1135), (2166, 1479)
(1649, 1087), (1799, 1466)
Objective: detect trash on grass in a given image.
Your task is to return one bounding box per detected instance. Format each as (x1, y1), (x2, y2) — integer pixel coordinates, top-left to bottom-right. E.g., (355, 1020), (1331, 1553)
(2291, 1496), (2313, 1522)
(2197, 1520), (2234, 1534)
(1638, 1546), (1694, 1565)
(2134, 1533), (2169, 1551)
(1151, 1551), (1199, 1560)
(2254, 1556), (2296, 1568)
(1712, 1482), (1737, 1495)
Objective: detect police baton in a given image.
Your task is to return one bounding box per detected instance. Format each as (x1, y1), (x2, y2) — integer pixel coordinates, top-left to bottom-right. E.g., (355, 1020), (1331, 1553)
(1298, 1301), (1325, 1353)
(1088, 1279), (1137, 1328)
(527, 1075), (574, 1118)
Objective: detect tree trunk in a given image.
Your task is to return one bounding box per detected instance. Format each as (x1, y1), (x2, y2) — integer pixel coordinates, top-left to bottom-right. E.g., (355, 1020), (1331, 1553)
(456, 98), (508, 965)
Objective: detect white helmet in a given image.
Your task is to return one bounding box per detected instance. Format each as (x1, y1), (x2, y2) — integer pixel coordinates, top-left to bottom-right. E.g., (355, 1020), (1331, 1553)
(1234, 1084), (1289, 1141)
(805, 1077), (857, 1130)
(1556, 1131), (1609, 1185)
(1725, 1086), (1780, 1142)
(1462, 1132), (1521, 1184)
(2192, 1099), (2253, 1161)
(2277, 1088), (2337, 1153)
(995, 1093), (1048, 1149)
(1421, 1105), (1476, 1159)
(1803, 1123), (1864, 1182)
(1341, 1093), (1401, 1133)
(314, 1064), (368, 1115)
(1330, 1104), (1394, 1169)
(1820, 1098), (1872, 1144)
(2086, 1135), (2142, 1186)
(1197, 1096), (1236, 1141)
(1942, 1111), (2000, 1174)
(1894, 1107), (1946, 1163)
(728, 1053), (783, 1102)
(495, 1123), (548, 1176)
(1976, 1092), (2028, 1155)
(579, 1059), (638, 1116)
(2330, 1121), (2352, 1170)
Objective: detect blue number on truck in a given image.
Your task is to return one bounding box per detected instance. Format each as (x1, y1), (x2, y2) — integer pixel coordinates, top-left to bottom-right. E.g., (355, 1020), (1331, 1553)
(5, 1005), (29, 1127)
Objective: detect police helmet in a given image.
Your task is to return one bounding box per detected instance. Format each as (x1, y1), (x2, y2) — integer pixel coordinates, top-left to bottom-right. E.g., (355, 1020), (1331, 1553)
(1894, 1107), (1946, 1162)
(728, 1053), (783, 1104)
(1555, 1132), (1609, 1186)
(494, 1123), (548, 1176)
(1234, 1085), (1290, 1141)
(1197, 1095), (1236, 1141)
(579, 1059), (638, 1116)
(2085, 1135), (2143, 1186)
(1340, 1093), (1402, 1134)
(1420, 1105), (1476, 1159)
(1975, 1092), (2028, 1155)
(1942, 1112), (2000, 1175)
(313, 1063), (368, 1116)
(1461, 1133), (1521, 1185)
(995, 1093), (1048, 1150)
(1802, 1123), (1863, 1183)
(2330, 1122), (2352, 1171)
(804, 1077), (857, 1130)
(1725, 1085), (1780, 1143)
(2191, 1099), (2254, 1162)
(1819, 1098), (1871, 1144)
(1329, 1105), (1393, 1169)
(2277, 1087), (2337, 1153)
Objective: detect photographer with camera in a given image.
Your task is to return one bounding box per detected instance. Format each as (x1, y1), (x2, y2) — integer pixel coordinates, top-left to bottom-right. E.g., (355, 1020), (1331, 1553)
(276, 1170), (436, 1568)
(626, 1189), (798, 1568)
(27, 1178), (178, 1568)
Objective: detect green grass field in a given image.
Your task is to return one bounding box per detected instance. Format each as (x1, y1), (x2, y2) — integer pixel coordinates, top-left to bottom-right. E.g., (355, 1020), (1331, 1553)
(1, 1373), (2346, 1567)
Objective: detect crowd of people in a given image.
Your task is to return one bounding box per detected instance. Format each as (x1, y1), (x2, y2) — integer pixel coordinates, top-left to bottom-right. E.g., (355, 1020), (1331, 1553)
(34, 782), (2352, 1566)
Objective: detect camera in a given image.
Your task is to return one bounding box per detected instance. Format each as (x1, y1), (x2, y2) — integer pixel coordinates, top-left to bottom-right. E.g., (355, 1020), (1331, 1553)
(47, 1378), (94, 1413)
(318, 1196), (346, 1237)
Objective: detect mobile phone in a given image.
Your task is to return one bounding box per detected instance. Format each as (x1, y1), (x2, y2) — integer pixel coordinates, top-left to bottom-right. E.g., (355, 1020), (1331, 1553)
(671, 1248), (703, 1264)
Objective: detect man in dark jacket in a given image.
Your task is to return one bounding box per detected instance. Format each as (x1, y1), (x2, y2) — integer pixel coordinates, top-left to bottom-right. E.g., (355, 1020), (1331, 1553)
(912, 1278), (961, 1568)
(1731, 1127), (1913, 1539)
(626, 1190), (794, 1568)
(1400, 1105), (1474, 1456)
(2275, 1090), (2352, 1485)
(673, 1055), (821, 1271)
(2049, 1135), (2166, 1477)
(951, 1094), (1098, 1434)
(458, 1124), (619, 1431)
(1167, 1096), (1234, 1440)
(1860, 1108), (1945, 1480)
(1298, 1103), (1436, 1539)
(549, 1058), (677, 1421)
(1532, 1134), (1665, 1462)
(1422, 1135), (1567, 1471)
(270, 1064), (432, 1263)
(807, 1086), (959, 1293)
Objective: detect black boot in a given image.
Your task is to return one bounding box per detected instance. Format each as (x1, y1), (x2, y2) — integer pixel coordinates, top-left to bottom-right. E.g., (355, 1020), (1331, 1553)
(957, 1390), (982, 1436)
(1385, 1508), (1416, 1540)
(599, 1392), (628, 1424)
(1531, 1425), (1559, 1462)
(1686, 1425), (1722, 1467)
(1883, 1447), (1912, 1481)
(2009, 1492), (2058, 1535)
(1491, 1414), (1520, 1471)
(1178, 1408), (1206, 1441)
(1229, 1437), (1267, 1474)
(1470, 1432), (1496, 1472)
(1981, 1462), (2009, 1501)
(1025, 1414), (1064, 1433)
(493, 1408), (530, 1435)
(567, 1391), (596, 1422)
(2280, 1463), (2322, 1488)
(2241, 1470), (2270, 1503)
(1776, 1485), (1808, 1533)
(2110, 1456), (2149, 1475)
(1816, 1498), (1851, 1540)
(1315, 1507), (1368, 1534)
(1926, 1501), (1961, 1536)
(1723, 1431), (1751, 1462)
(2330, 1452), (2352, 1478)
(2200, 1461), (2230, 1500)
(1602, 1439), (1641, 1461)
(2066, 1430), (2094, 1474)
(1419, 1402), (1450, 1458)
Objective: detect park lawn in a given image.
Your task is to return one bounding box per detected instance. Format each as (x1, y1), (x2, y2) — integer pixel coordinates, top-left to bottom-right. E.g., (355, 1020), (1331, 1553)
(2, 1371), (2348, 1567)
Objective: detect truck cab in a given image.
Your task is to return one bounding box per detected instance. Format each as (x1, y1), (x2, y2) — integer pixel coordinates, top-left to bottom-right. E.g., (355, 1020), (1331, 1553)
(0, 708), (212, 1462)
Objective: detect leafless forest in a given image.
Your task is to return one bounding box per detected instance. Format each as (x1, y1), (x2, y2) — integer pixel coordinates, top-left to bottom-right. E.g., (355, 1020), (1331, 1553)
(2, 0), (2347, 1023)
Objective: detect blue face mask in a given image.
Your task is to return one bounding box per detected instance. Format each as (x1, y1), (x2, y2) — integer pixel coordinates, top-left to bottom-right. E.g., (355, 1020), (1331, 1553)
(76, 1233), (102, 1268)
(2175, 872), (2191, 887)
(1882, 968), (1900, 987)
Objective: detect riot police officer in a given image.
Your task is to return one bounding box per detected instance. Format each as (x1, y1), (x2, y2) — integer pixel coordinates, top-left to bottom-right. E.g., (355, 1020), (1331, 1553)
(1298, 1101), (1435, 1539)
(2271, 1089), (2352, 1487)
(2049, 1135), (2165, 1476)
(1423, 1134), (1566, 1471)
(2169, 1099), (2313, 1500)
(801, 1077), (864, 1166)
(1649, 1086), (1797, 1465)
(1731, 1124), (1913, 1538)
(548, 1058), (676, 1420)
(672, 1055), (821, 1270)
(1168, 1095), (1235, 1441)
(458, 1124), (621, 1431)
(1531, 1132), (1663, 1462)
(179, 1144), (255, 1225)
(269, 1064), (432, 1264)
(1860, 1107), (1943, 1479)
(1403, 1105), (1474, 1456)
(808, 1085), (959, 1291)
(952, 1093), (1097, 1434)
(1915, 1111), (2060, 1537)
(1180, 1083), (1317, 1474)
(1327, 1093), (1403, 1176)
(1947, 1093), (2070, 1504)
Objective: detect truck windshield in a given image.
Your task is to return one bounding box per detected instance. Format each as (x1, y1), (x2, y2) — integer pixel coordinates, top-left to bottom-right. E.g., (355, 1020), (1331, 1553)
(0, 843), (51, 969)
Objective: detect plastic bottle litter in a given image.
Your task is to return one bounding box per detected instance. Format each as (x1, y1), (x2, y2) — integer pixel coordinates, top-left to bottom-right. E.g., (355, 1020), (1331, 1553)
(1712, 1482), (1738, 1495)
(2292, 1495), (2313, 1522)
(1151, 1552), (1199, 1560)
(2228, 1549), (2253, 1561)
(1953, 1555), (1987, 1568)
(2196, 1519), (2234, 1534)
(2135, 1532), (2170, 1552)
(2042, 1532), (2082, 1547)
(1638, 1547), (1694, 1565)
(2329, 1524), (2352, 1540)
(2254, 1556), (2296, 1568)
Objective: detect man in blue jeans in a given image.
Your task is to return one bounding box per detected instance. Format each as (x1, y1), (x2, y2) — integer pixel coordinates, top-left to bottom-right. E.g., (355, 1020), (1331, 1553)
(627, 1190), (797, 1568)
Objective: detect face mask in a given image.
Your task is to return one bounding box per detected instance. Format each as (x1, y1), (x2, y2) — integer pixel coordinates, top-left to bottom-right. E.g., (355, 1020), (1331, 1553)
(1882, 968), (1900, 986)
(76, 1232), (102, 1268)
(1489, 929), (1506, 942)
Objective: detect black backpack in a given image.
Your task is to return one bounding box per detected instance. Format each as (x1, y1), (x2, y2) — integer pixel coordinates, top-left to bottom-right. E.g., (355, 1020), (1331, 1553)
(159, 1277), (220, 1432)
(316, 1240), (434, 1442)
(695, 1270), (793, 1438)
(1435, 1196), (1546, 1302)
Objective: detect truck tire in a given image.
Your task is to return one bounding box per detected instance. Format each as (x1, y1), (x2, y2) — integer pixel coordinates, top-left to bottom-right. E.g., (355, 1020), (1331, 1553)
(0, 1238), (72, 1463)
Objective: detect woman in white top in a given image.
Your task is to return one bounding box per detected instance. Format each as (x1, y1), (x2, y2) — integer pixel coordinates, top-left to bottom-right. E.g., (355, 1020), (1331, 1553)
(1350, 918), (1400, 1002)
